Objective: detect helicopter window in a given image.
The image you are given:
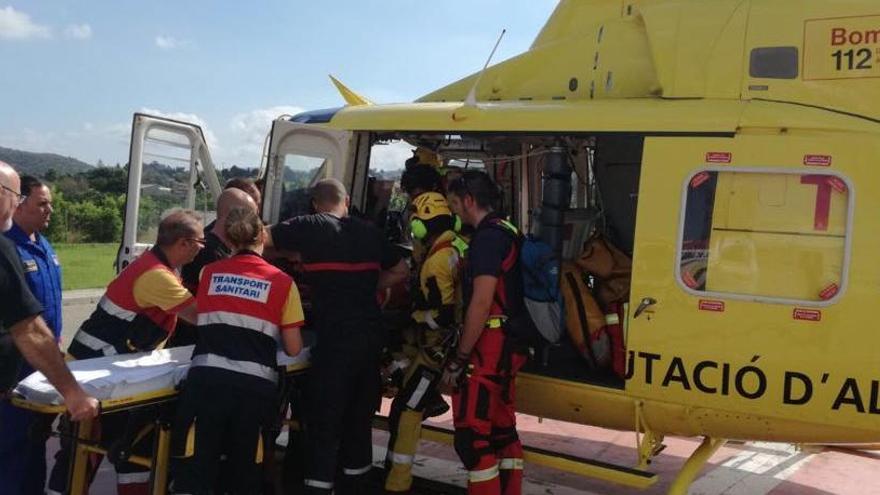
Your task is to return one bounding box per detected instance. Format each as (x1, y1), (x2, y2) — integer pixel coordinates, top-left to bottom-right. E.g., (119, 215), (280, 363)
(749, 47), (799, 79)
(278, 154), (326, 221)
(678, 169), (851, 304)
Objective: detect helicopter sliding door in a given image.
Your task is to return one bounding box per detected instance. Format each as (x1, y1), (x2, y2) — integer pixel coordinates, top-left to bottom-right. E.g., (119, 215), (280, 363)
(624, 134), (880, 436)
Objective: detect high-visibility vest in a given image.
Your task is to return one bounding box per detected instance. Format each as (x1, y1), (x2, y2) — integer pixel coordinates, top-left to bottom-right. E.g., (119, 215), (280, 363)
(68, 249), (181, 358)
(190, 252), (295, 391)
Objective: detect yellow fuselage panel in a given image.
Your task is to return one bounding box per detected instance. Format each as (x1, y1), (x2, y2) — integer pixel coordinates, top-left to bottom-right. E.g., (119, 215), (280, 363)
(418, 0), (880, 122)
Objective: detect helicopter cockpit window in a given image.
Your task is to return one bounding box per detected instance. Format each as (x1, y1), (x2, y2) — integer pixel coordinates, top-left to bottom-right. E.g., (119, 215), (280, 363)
(278, 154), (326, 221)
(678, 169), (851, 304)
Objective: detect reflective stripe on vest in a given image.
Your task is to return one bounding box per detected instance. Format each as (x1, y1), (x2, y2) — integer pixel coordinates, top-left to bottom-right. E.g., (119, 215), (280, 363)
(190, 353), (279, 383)
(99, 296), (138, 322)
(197, 311), (280, 341)
(72, 330), (118, 356)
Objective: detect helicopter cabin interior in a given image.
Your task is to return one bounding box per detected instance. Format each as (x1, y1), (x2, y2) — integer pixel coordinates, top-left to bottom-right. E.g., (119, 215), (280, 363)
(331, 130), (646, 391)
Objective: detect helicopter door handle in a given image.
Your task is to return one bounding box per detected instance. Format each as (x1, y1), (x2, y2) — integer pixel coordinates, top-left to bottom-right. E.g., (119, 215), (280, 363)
(633, 297), (657, 319)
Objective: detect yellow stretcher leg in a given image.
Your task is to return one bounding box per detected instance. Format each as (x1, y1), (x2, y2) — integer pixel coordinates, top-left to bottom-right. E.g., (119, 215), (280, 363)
(151, 421), (172, 495)
(667, 436), (726, 495)
(69, 418), (95, 495)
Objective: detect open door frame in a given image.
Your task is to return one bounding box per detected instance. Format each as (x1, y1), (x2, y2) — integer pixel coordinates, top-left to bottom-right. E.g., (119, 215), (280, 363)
(118, 113), (222, 270)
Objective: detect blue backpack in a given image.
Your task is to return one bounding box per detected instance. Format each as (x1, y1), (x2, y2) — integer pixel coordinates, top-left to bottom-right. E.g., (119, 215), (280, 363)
(490, 219), (565, 345)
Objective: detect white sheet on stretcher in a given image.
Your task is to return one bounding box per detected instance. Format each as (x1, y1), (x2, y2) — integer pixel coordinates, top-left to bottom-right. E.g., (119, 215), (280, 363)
(14, 345), (311, 406)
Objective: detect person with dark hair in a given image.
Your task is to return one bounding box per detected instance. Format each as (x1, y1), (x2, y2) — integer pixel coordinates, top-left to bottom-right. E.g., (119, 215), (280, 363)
(0, 163), (98, 494)
(267, 178), (409, 494)
(1, 174), (64, 493)
(50, 209), (203, 495)
(442, 170), (528, 495)
(384, 192), (466, 493)
(400, 163), (443, 198)
(225, 177), (262, 213)
(171, 189), (258, 347)
(171, 207), (304, 494)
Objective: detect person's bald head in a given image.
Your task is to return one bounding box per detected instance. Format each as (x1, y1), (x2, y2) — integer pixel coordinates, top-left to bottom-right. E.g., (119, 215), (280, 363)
(217, 188), (257, 221)
(0, 160), (21, 232)
(311, 178), (349, 216)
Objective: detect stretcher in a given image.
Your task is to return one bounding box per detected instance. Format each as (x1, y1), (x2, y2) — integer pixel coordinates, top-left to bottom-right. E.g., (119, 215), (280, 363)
(10, 345), (311, 495)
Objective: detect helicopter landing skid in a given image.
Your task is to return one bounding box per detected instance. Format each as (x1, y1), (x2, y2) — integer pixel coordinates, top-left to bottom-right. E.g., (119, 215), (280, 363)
(667, 436), (727, 495)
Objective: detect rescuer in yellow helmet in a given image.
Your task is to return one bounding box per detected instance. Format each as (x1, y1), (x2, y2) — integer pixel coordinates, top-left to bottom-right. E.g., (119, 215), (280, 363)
(384, 191), (466, 492)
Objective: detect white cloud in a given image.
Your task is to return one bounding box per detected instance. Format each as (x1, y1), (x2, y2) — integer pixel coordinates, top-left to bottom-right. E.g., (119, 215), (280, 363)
(155, 35), (180, 50)
(139, 108), (219, 151)
(0, 6), (51, 40)
(370, 140), (414, 171)
(226, 106), (303, 165)
(64, 23), (91, 40)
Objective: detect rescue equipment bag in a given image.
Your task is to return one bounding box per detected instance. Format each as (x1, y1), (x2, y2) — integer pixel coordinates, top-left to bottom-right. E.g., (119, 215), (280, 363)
(575, 235), (632, 306)
(520, 235), (565, 343)
(561, 261), (610, 370)
(488, 220), (548, 349)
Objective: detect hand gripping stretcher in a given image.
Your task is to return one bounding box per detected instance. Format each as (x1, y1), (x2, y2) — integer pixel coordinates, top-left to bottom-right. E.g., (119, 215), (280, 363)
(9, 345), (310, 495)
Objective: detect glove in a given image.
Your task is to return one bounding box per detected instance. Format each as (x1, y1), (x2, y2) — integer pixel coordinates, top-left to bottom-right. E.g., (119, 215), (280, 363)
(439, 351), (469, 394)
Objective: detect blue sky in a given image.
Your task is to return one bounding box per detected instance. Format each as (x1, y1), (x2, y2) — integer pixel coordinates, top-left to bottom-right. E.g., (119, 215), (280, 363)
(0, 1), (558, 169)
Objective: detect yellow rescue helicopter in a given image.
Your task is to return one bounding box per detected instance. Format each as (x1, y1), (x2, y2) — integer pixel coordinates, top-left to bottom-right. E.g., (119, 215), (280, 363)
(115, 1), (880, 493)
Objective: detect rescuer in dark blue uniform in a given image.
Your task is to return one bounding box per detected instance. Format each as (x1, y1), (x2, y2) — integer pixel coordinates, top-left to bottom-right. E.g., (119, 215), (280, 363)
(268, 178), (409, 494)
(1, 175), (63, 494)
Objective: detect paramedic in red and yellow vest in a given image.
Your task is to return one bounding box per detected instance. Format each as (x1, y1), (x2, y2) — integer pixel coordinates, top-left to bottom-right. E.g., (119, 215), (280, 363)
(385, 192), (466, 492)
(171, 207), (304, 494)
(442, 171), (529, 495)
(49, 209), (202, 495)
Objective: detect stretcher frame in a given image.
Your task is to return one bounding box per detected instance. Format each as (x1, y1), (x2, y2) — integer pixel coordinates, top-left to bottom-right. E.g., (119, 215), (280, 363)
(11, 361), (310, 495)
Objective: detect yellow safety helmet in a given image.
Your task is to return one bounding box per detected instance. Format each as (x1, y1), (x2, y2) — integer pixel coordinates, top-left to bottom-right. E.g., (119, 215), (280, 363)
(410, 192), (451, 240)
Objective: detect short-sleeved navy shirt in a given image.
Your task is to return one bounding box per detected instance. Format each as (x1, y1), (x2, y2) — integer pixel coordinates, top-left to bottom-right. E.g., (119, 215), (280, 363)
(464, 214), (525, 316)
(271, 213), (401, 332)
(0, 235), (44, 392)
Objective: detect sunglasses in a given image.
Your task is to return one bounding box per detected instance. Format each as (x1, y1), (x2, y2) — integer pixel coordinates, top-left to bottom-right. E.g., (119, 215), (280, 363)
(188, 237), (207, 247)
(0, 184), (27, 206)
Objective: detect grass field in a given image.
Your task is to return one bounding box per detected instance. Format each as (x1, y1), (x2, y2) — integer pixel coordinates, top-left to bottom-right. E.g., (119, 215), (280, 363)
(55, 243), (118, 290)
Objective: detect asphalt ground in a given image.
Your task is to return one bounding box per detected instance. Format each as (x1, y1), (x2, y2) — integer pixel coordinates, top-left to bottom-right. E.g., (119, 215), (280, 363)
(42, 291), (880, 494)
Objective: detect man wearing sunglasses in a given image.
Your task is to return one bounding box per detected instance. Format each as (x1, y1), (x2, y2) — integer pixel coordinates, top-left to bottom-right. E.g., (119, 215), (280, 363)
(0, 161), (99, 493)
(51, 209), (202, 495)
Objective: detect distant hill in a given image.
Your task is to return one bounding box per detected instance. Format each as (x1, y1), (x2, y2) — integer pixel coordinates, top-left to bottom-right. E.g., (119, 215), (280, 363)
(0, 146), (93, 178)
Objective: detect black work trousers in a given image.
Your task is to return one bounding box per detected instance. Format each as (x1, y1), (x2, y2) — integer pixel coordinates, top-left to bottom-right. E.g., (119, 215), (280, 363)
(303, 326), (384, 494)
(170, 373), (274, 495)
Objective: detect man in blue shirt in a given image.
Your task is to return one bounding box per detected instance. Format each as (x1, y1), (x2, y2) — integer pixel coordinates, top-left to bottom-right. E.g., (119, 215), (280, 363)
(1, 174), (63, 494)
